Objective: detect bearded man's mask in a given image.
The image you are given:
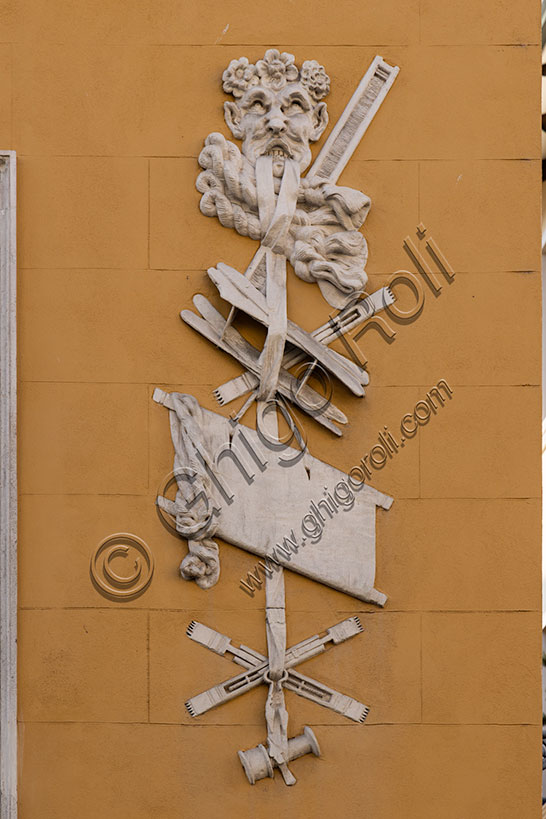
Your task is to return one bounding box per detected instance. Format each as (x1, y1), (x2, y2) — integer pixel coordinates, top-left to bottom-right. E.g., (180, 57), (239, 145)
(222, 51), (330, 176)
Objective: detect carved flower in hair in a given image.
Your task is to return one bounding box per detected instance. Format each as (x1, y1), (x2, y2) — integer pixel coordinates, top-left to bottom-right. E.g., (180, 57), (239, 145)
(300, 60), (330, 101)
(256, 49), (299, 91)
(222, 57), (259, 98)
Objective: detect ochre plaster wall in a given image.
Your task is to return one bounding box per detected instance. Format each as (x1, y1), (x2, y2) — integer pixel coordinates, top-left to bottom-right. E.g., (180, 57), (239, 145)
(1, 0), (542, 816)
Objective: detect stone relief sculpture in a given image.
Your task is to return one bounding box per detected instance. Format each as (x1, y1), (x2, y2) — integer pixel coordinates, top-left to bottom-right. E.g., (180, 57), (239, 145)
(198, 50), (370, 311)
(155, 388), (392, 605)
(155, 51), (399, 785)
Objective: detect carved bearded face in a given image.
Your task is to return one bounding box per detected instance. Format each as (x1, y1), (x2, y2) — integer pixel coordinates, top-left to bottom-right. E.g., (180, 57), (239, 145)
(224, 82), (328, 175)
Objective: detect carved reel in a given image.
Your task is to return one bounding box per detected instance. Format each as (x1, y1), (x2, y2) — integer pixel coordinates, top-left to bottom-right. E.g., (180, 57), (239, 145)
(238, 726), (321, 785)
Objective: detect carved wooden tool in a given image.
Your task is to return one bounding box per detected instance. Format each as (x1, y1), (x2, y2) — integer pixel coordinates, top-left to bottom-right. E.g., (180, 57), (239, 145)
(307, 56), (399, 184)
(182, 296), (348, 435)
(187, 620), (370, 723)
(184, 616), (364, 717)
(213, 286), (395, 408)
(207, 264), (366, 396)
(238, 727), (321, 785)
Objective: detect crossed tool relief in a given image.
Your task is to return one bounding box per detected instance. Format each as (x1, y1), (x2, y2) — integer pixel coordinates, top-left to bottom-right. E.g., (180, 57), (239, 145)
(186, 615), (367, 785)
(155, 50), (399, 785)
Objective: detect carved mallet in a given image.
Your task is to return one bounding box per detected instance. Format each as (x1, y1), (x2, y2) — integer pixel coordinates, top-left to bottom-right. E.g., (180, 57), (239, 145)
(238, 726), (321, 785)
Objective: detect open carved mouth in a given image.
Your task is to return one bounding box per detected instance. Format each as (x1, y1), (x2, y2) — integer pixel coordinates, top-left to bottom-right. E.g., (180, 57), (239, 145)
(263, 141), (292, 159)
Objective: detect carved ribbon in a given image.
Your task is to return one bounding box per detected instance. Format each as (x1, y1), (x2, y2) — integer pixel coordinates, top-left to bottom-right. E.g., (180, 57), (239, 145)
(262, 461), (293, 782)
(252, 156), (299, 762)
(265, 680), (295, 784)
(255, 156), (300, 399)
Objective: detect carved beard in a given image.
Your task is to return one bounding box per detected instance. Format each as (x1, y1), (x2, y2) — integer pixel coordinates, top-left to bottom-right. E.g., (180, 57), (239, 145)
(196, 133), (371, 307)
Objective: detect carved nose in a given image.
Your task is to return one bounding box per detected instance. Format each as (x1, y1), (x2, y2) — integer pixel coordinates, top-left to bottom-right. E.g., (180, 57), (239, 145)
(266, 111), (287, 134)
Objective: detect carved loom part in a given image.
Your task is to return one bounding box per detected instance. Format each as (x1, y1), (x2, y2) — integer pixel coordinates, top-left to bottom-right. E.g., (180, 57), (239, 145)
(183, 297), (347, 435)
(187, 619), (370, 723)
(308, 55), (399, 184)
(207, 263), (365, 395)
(212, 285), (395, 409)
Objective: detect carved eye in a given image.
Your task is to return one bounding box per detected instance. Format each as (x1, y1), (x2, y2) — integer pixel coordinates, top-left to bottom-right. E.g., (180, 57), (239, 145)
(250, 100), (266, 113)
(289, 100), (303, 114)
